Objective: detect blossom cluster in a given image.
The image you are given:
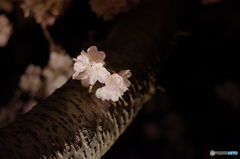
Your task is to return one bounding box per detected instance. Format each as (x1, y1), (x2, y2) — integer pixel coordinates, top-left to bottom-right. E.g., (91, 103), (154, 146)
(43, 51), (73, 96)
(89, 0), (140, 21)
(19, 50), (73, 112)
(0, 14), (12, 47)
(73, 46), (131, 102)
(19, 64), (42, 95)
(21, 0), (69, 26)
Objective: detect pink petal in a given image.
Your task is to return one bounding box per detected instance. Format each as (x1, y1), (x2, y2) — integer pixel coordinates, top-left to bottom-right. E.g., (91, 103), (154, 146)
(87, 46), (98, 53)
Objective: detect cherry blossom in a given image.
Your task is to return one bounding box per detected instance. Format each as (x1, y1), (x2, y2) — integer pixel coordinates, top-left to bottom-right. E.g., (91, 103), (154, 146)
(43, 67), (69, 96)
(73, 46), (132, 101)
(19, 64), (42, 94)
(75, 46), (106, 65)
(73, 46), (106, 79)
(21, 0), (69, 26)
(87, 63), (110, 85)
(96, 71), (131, 102)
(73, 46), (109, 86)
(73, 63), (110, 86)
(49, 51), (73, 72)
(96, 86), (121, 101)
(73, 53), (91, 74)
(43, 51), (73, 96)
(0, 15), (12, 47)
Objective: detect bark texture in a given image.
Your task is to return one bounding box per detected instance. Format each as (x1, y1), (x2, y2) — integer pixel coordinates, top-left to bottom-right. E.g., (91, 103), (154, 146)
(0, 0), (176, 158)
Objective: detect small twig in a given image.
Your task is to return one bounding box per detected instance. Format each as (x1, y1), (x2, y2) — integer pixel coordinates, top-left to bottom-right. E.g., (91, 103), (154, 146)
(40, 24), (56, 51)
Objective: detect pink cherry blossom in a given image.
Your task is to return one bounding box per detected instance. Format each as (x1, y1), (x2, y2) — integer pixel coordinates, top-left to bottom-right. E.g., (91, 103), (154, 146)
(43, 67), (69, 96)
(96, 71), (131, 102)
(19, 64), (42, 94)
(73, 46), (109, 86)
(73, 63), (110, 86)
(96, 86), (121, 102)
(73, 46), (106, 79)
(72, 46), (132, 101)
(73, 52), (91, 74)
(49, 51), (73, 72)
(43, 51), (73, 96)
(87, 63), (110, 85)
(75, 46), (106, 65)
(21, 0), (69, 26)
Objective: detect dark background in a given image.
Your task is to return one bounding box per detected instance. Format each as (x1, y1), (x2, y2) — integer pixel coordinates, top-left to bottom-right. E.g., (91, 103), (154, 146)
(1, 0), (240, 158)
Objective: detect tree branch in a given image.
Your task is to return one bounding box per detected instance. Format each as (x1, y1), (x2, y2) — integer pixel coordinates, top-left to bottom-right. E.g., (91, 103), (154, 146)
(0, 0), (176, 158)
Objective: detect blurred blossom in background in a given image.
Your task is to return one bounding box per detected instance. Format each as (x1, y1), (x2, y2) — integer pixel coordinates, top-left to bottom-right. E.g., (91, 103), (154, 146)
(0, 50), (73, 127)
(89, 0), (140, 20)
(19, 64), (42, 95)
(0, 15), (12, 47)
(43, 51), (73, 96)
(21, 0), (70, 26)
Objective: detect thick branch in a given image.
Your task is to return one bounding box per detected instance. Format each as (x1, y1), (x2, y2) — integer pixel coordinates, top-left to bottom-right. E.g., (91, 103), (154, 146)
(0, 0), (176, 158)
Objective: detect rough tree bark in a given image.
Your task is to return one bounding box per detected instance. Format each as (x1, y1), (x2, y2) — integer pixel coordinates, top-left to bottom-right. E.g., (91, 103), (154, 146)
(0, 0), (176, 158)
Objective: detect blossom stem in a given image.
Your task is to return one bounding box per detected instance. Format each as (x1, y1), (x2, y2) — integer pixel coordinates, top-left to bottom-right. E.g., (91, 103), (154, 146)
(89, 85), (93, 93)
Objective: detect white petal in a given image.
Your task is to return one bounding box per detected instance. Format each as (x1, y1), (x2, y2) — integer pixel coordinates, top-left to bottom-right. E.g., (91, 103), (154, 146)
(96, 86), (123, 102)
(87, 63), (110, 85)
(96, 87), (105, 100)
(73, 61), (90, 73)
(97, 67), (110, 83)
(105, 73), (124, 88)
(73, 71), (88, 80)
(76, 51), (90, 64)
(88, 73), (98, 85)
